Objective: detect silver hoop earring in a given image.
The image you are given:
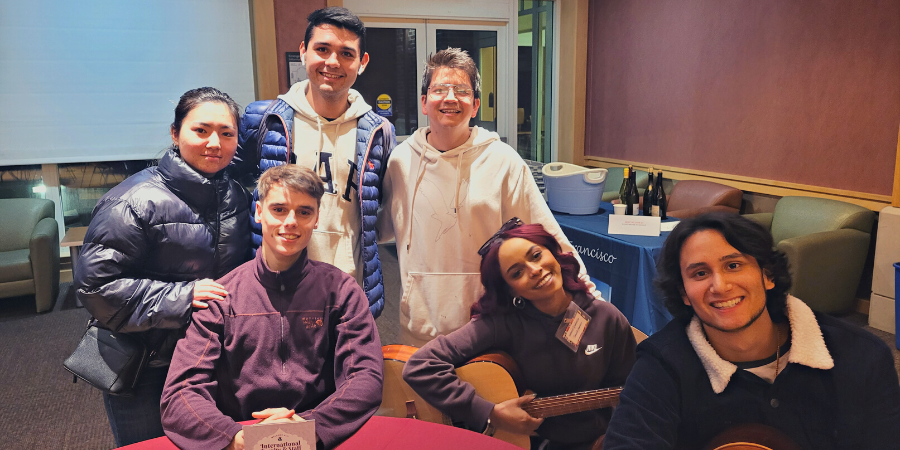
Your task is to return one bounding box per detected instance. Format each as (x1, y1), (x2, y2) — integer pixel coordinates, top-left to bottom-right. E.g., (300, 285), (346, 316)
(512, 297), (525, 309)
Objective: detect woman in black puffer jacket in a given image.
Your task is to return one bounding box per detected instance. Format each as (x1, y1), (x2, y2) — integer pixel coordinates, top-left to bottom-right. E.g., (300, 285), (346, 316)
(75, 87), (251, 447)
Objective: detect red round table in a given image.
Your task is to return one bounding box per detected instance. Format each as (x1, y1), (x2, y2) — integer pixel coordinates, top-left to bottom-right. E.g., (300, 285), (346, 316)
(118, 416), (524, 450)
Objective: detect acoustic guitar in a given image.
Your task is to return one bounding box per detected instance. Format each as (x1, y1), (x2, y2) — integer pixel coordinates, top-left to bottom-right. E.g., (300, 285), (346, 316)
(378, 345), (621, 449)
(379, 345), (803, 450)
(702, 423), (801, 450)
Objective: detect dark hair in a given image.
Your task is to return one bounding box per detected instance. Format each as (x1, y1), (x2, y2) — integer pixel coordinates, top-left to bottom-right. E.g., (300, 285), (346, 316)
(258, 165), (325, 207)
(421, 48), (482, 99)
(171, 87), (241, 137)
(305, 7), (366, 58)
(472, 223), (588, 317)
(657, 212), (792, 322)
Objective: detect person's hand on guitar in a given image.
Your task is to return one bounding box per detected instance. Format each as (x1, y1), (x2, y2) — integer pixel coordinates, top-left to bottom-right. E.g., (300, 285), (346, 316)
(489, 394), (544, 436)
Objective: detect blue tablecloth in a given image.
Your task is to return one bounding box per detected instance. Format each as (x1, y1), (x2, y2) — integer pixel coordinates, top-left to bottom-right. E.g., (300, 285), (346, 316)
(554, 203), (676, 335)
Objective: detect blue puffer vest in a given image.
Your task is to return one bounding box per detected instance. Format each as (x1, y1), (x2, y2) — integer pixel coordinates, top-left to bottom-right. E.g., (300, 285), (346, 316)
(238, 99), (395, 318)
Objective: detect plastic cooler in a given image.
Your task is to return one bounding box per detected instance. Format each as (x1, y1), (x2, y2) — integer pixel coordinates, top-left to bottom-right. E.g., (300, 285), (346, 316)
(894, 262), (900, 349)
(541, 163), (607, 215)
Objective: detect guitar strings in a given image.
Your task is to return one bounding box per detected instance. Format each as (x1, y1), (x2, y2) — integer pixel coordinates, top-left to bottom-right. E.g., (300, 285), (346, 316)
(525, 395), (620, 411)
(525, 389), (622, 405)
(523, 389), (622, 415)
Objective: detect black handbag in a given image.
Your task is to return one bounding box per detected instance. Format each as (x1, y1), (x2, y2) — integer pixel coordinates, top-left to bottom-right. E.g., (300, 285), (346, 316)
(63, 322), (150, 396)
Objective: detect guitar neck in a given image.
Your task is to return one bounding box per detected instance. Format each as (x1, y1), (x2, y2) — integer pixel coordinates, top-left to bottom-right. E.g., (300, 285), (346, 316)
(521, 387), (622, 418)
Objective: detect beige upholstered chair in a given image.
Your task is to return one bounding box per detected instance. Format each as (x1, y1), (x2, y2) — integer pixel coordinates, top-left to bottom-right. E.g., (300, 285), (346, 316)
(744, 196), (875, 314)
(0, 198), (60, 312)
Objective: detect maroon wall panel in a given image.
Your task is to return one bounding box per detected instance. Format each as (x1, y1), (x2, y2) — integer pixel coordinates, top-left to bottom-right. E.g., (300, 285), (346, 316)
(273, 0), (327, 94)
(585, 0), (900, 195)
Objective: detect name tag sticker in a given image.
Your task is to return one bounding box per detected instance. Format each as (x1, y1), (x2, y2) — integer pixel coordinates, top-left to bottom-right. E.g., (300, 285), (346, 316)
(556, 301), (591, 352)
(608, 215), (661, 236)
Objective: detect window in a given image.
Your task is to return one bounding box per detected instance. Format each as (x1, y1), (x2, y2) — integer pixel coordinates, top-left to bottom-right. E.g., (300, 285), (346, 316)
(518, 0), (554, 162)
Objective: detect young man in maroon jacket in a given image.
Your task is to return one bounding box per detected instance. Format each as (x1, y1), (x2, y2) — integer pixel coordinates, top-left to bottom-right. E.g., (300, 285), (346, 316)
(160, 165), (383, 450)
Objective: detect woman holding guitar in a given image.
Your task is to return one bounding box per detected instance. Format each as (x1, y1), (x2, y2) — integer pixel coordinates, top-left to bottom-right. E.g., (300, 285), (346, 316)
(402, 219), (637, 450)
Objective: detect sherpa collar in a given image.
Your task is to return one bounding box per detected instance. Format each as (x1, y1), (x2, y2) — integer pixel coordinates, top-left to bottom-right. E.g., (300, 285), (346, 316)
(686, 295), (835, 394)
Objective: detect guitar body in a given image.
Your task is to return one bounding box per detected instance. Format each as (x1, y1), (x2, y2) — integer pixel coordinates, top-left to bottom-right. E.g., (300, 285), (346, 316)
(379, 345), (531, 449)
(702, 423), (801, 450)
(379, 346), (445, 423)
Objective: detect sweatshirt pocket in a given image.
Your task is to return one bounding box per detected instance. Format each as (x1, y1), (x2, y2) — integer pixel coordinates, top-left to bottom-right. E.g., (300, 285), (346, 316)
(399, 272), (483, 343)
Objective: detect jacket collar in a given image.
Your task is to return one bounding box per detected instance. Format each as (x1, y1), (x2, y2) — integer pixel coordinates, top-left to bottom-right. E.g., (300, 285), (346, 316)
(254, 246), (310, 293)
(157, 149), (220, 211)
(687, 295), (835, 394)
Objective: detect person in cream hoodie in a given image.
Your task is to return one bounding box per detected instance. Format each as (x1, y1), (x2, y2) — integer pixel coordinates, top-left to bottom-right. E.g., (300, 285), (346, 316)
(379, 48), (587, 346)
(239, 7), (394, 317)
(277, 79), (367, 285)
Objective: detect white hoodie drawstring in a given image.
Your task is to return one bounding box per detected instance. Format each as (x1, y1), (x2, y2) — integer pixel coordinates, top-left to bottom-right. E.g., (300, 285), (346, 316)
(313, 116), (324, 171)
(406, 142), (430, 253)
(453, 147), (472, 216)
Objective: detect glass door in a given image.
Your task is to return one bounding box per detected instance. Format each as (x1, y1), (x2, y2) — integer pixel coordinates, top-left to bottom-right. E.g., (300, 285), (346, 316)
(429, 25), (507, 136)
(354, 22), (426, 139)
(358, 21), (511, 143)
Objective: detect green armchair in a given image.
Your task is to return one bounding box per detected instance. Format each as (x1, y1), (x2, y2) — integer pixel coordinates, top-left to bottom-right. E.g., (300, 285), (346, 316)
(744, 196), (875, 314)
(0, 198), (60, 312)
(602, 167), (650, 202)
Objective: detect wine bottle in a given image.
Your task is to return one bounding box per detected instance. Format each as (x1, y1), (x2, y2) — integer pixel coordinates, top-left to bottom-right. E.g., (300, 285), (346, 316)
(623, 167), (634, 214)
(618, 166), (630, 204)
(653, 171), (667, 219)
(642, 168), (654, 216)
(650, 173), (660, 216)
(626, 167), (640, 215)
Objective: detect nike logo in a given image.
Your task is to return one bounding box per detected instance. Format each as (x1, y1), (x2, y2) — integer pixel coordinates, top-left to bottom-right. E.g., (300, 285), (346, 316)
(585, 344), (602, 355)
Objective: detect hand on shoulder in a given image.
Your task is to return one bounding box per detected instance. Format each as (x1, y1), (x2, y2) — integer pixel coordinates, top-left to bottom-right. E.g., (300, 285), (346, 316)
(192, 279), (228, 309)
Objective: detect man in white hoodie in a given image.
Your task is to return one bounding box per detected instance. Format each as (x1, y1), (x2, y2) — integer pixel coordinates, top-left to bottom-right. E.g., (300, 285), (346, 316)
(239, 7), (395, 317)
(379, 48), (587, 346)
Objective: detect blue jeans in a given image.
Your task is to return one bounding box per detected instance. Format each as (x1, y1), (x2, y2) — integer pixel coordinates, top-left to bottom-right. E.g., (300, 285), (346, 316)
(102, 365), (168, 447)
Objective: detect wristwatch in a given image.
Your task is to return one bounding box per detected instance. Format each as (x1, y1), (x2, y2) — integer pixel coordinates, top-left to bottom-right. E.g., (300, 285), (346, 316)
(482, 418), (495, 437)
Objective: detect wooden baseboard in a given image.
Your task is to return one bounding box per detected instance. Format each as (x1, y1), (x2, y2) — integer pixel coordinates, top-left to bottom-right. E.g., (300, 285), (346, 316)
(583, 157), (890, 211)
(855, 298), (870, 315)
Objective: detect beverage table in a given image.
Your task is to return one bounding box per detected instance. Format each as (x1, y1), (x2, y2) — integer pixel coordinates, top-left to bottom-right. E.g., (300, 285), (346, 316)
(553, 203), (677, 335)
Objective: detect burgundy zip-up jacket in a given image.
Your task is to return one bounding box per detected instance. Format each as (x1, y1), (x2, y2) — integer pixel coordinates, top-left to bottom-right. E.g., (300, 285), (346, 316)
(160, 249), (383, 450)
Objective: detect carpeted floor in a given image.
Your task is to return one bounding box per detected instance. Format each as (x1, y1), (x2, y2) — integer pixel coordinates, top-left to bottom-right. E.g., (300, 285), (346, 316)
(0, 284), (113, 449)
(0, 242), (896, 449)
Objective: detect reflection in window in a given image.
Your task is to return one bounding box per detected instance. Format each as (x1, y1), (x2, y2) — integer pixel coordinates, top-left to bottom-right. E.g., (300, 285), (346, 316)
(58, 161), (155, 230)
(519, 0), (554, 162)
(0, 165), (43, 200)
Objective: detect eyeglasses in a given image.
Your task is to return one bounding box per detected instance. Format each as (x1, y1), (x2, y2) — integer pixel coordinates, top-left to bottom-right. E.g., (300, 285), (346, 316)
(428, 83), (474, 98)
(477, 217), (524, 256)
